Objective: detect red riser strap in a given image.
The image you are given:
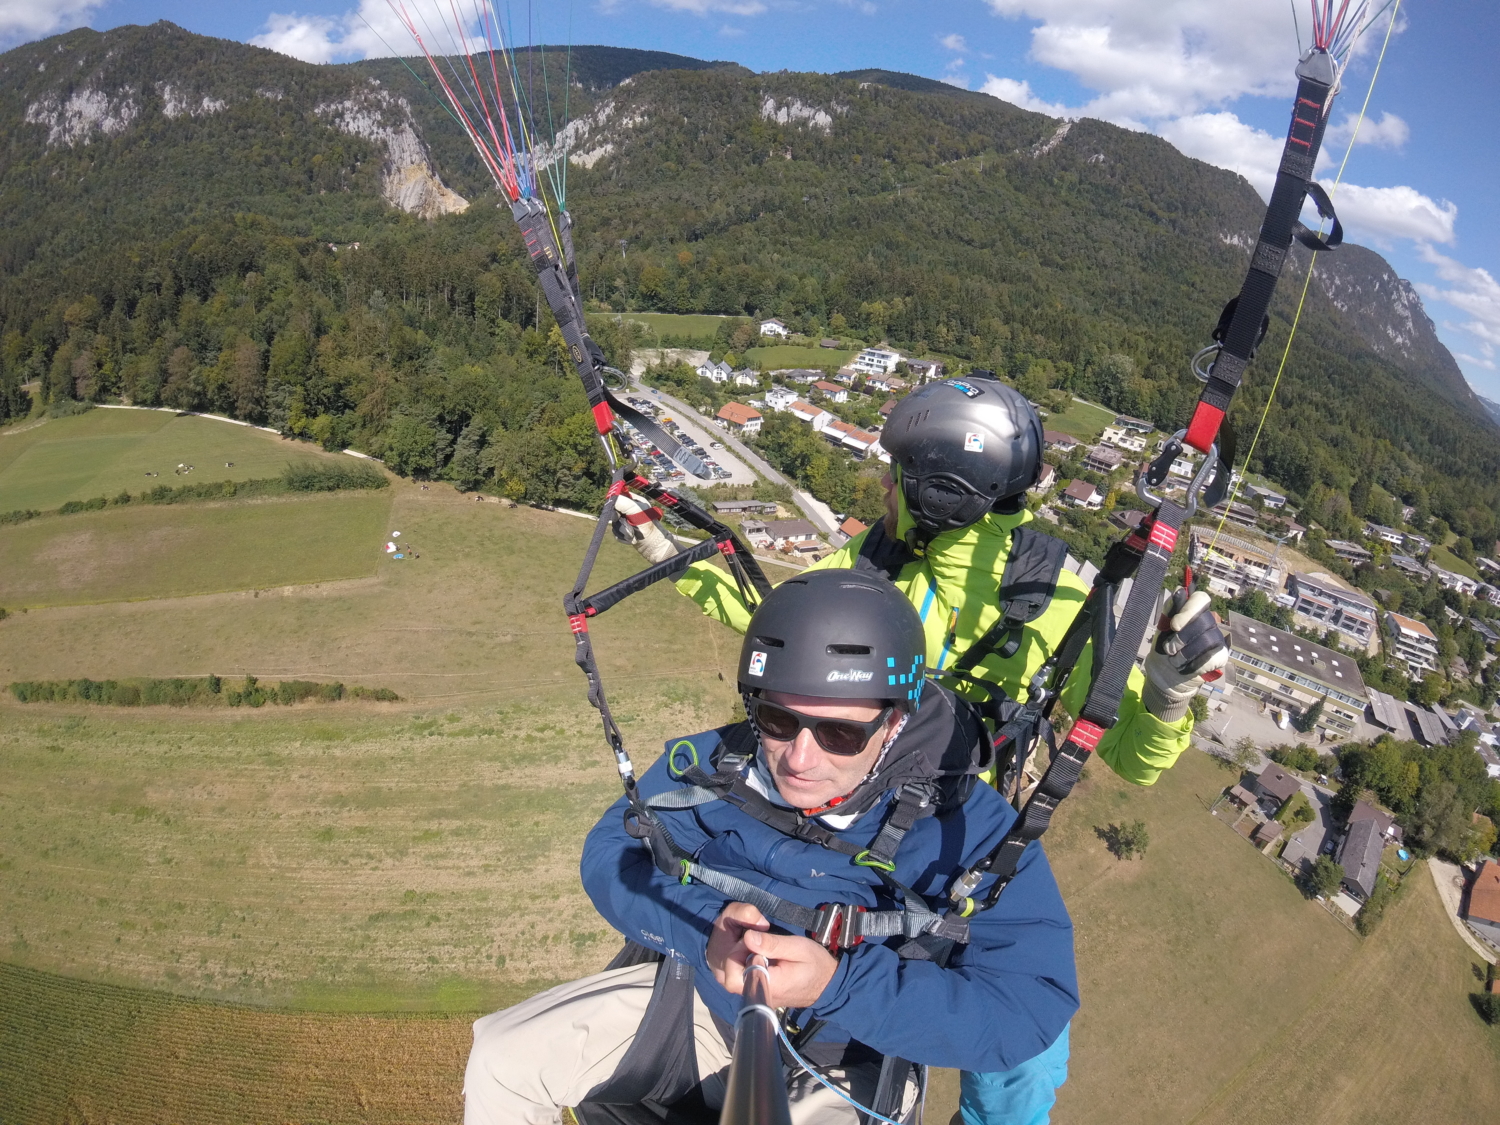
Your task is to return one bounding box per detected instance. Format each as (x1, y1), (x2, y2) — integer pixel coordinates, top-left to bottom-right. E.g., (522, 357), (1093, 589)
(592, 402), (615, 435)
(1067, 719), (1107, 754)
(1184, 401), (1225, 454)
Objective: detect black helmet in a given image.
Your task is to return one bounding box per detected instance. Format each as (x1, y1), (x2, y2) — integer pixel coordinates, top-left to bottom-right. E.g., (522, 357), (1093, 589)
(738, 570), (926, 710)
(882, 372), (1044, 534)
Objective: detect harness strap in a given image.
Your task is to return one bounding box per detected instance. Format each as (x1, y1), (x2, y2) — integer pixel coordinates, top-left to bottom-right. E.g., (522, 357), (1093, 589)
(948, 526), (1070, 675)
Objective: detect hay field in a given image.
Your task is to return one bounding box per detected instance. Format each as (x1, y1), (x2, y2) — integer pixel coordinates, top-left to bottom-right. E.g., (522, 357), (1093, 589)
(625, 312), (730, 340)
(0, 408), (354, 512)
(1042, 398), (1117, 441)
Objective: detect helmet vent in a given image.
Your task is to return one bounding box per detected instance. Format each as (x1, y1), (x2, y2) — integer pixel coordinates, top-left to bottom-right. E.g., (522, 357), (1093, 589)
(755, 635), (786, 648)
(826, 644), (871, 656)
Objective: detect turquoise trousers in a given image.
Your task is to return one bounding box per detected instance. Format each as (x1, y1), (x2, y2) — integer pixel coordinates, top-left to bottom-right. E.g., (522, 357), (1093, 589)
(958, 1024), (1070, 1125)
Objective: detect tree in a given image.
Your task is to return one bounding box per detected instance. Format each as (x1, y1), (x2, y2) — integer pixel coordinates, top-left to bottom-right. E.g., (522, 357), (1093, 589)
(231, 337), (265, 422)
(1099, 819), (1150, 860)
(1414, 673), (1445, 706)
(1298, 695), (1326, 734)
(1306, 856), (1345, 898)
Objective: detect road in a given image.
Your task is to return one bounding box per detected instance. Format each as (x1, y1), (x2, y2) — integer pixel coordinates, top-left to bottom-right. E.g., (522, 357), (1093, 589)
(1429, 858), (1497, 965)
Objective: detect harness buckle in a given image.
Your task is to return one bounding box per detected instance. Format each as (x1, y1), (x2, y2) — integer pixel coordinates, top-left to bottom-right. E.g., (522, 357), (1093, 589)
(811, 902), (866, 952)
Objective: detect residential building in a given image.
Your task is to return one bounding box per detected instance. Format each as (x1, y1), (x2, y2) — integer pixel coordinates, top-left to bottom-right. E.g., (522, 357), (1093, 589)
(878, 399), (898, 419)
(739, 520), (773, 549)
(1403, 532), (1432, 555)
(1253, 820), (1284, 847)
(788, 400), (833, 430)
(1099, 425), (1148, 454)
(1189, 530), (1284, 598)
(1470, 617), (1500, 647)
(1207, 500), (1260, 530)
(851, 347), (902, 376)
(1062, 480), (1103, 510)
(1253, 764), (1301, 811)
(1337, 816), (1384, 901)
(1400, 504), (1417, 522)
(1407, 705), (1450, 747)
(834, 366), (860, 385)
(1288, 572), (1378, 648)
(1349, 799), (1402, 845)
(1109, 508), (1146, 532)
(838, 427), (881, 459)
(1429, 564), (1479, 596)
(759, 318), (790, 338)
(906, 359), (944, 383)
(712, 500), (779, 516)
(715, 402), (762, 435)
(811, 380), (849, 403)
(733, 369), (760, 388)
(1476, 584), (1500, 608)
(1365, 687), (1406, 733)
(1385, 611), (1439, 677)
(763, 386), (799, 411)
(1111, 414), (1154, 434)
(1468, 860), (1500, 948)
(1043, 430), (1079, 453)
(762, 520), (821, 549)
(776, 368), (822, 383)
(836, 517), (868, 544)
(696, 359), (732, 383)
(865, 375), (907, 394)
(1477, 556), (1500, 576)
(1243, 483), (1287, 509)
(1082, 444), (1124, 474)
(1364, 523), (1405, 547)
(1265, 514), (1306, 543)
(1030, 463), (1056, 495)
(1224, 612), (1369, 738)
(1388, 554), (1430, 581)
(1165, 454), (1198, 480)
(1478, 741), (1500, 781)
(1325, 539), (1374, 565)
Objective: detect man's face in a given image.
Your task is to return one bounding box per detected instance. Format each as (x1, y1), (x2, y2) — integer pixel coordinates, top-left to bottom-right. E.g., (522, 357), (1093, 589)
(759, 690), (901, 810)
(880, 471), (899, 538)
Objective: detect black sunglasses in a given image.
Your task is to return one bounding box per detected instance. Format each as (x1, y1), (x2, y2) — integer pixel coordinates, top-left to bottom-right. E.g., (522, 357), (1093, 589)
(747, 697), (896, 757)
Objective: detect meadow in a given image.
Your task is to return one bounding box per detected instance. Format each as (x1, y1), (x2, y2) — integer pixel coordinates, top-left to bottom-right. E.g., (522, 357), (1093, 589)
(743, 343), (858, 370)
(0, 407), (357, 512)
(1041, 397), (1118, 441)
(623, 311), (731, 341)
(3, 416), (1498, 1124)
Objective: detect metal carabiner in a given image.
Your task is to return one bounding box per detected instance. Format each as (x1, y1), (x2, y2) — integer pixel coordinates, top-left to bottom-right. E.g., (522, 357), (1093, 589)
(1136, 428), (1219, 519)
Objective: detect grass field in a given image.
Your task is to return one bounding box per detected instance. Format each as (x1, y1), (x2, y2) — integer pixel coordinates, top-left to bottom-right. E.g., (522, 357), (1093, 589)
(623, 312), (730, 340)
(744, 343), (858, 370)
(0, 407), (356, 512)
(1428, 542), (1480, 581)
(1043, 398), (1118, 441)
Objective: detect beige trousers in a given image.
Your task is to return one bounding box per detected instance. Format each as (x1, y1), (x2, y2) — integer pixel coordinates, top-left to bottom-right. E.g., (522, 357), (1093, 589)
(463, 962), (902, 1125)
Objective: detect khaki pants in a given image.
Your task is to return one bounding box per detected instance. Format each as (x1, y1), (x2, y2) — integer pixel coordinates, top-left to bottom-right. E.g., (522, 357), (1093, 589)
(464, 962), (906, 1125)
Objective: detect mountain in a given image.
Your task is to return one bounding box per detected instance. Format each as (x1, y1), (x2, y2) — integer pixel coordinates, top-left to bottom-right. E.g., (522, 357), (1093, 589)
(1482, 396), (1500, 427)
(0, 22), (1496, 547)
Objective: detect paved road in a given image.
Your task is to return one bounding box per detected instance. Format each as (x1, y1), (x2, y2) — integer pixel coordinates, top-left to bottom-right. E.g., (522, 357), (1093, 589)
(1429, 858), (1497, 964)
(624, 380), (758, 487)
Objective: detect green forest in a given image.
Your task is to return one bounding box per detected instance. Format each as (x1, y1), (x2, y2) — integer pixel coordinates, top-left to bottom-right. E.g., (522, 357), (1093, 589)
(1, 22), (1498, 551)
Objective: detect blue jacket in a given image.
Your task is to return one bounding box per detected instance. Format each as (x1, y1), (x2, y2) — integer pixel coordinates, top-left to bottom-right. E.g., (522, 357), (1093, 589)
(581, 725), (1079, 1074)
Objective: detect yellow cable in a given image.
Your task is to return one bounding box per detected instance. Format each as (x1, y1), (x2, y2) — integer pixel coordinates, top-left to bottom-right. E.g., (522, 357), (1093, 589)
(1207, 0), (1401, 553)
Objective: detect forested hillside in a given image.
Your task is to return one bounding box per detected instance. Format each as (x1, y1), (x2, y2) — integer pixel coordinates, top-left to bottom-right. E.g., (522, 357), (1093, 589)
(1, 21), (1496, 549)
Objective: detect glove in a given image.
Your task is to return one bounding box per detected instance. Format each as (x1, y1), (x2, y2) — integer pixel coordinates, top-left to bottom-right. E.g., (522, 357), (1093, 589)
(1141, 588), (1229, 723)
(611, 493), (681, 564)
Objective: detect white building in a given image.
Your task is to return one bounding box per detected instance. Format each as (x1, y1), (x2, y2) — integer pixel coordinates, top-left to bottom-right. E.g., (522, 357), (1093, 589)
(1243, 483), (1287, 509)
(1099, 425), (1149, 454)
(788, 400), (834, 431)
(811, 380), (849, 404)
(1288, 572), (1378, 649)
(1365, 523), (1405, 547)
(1063, 480), (1103, 510)
(759, 318), (790, 338)
(1429, 564), (1479, 596)
(763, 386), (799, 411)
(696, 360), (732, 384)
(733, 370), (759, 387)
(851, 347), (902, 376)
(1385, 611), (1439, 677)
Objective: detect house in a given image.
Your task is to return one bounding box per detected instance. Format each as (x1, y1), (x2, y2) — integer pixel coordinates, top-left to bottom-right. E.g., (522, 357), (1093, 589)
(1243, 483), (1287, 509)
(1388, 554), (1430, 581)
(1337, 816), (1385, 901)
(834, 366), (860, 385)
(1253, 820), (1284, 847)
(1043, 430), (1079, 453)
(733, 369), (760, 388)
(1478, 556), (1500, 576)
(1325, 539), (1374, 565)
(788, 400), (833, 430)
(819, 337), (841, 349)
(1365, 687), (1407, 733)
(1470, 617), (1500, 648)
(1099, 425), (1148, 454)
(1224, 612), (1369, 738)
(1165, 454), (1198, 480)
(1475, 584), (1500, 608)
(1062, 480), (1103, 510)
(878, 399), (898, 419)
(1227, 784), (1259, 808)
(1253, 764), (1301, 811)
(1266, 514), (1307, 543)
(776, 368), (822, 383)
(1348, 799), (1402, 845)
(1030, 463), (1057, 495)
(811, 380), (849, 403)
(759, 318), (790, 338)
(837, 517), (868, 543)
(1082, 444), (1124, 474)
(712, 500), (779, 516)
(763, 520), (820, 549)
(1111, 414), (1154, 434)
(739, 520), (773, 549)
(1189, 529), (1284, 598)
(1429, 564), (1480, 596)
(1406, 704), (1450, 747)
(1288, 572), (1378, 648)
(865, 375), (907, 393)
(851, 347), (902, 376)
(1403, 532), (1432, 555)
(1364, 523), (1406, 547)
(1109, 508), (1146, 531)
(906, 359), (944, 383)
(715, 402), (762, 435)
(763, 386), (799, 411)
(696, 359), (733, 384)
(1385, 611), (1439, 677)
(1467, 860), (1500, 947)
(1208, 500), (1260, 530)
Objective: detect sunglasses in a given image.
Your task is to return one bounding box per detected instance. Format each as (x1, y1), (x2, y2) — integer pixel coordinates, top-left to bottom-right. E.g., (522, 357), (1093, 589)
(747, 697), (896, 757)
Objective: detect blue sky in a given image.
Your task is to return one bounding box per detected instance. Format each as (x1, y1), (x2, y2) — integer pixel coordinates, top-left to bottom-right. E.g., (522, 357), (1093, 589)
(11, 0), (1500, 400)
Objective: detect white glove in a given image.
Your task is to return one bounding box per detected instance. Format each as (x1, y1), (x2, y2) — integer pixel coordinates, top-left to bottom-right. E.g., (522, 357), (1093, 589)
(611, 493), (680, 564)
(1141, 588), (1229, 723)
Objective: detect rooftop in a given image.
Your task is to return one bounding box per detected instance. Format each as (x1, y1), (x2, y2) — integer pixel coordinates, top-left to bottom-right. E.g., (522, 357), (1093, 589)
(1227, 612), (1367, 697)
(1387, 611), (1436, 642)
(1063, 480), (1100, 502)
(1469, 859), (1500, 925)
(1256, 764), (1301, 803)
(1338, 816), (1385, 899)
(1043, 429), (1079, 446)
(839, 517), (868, 538)
(763, 519), (819, 539)
(716, 402), (762, 426)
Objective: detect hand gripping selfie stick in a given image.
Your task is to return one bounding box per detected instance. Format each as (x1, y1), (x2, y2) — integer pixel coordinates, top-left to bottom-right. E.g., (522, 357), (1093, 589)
(719, 957), (794, 1125)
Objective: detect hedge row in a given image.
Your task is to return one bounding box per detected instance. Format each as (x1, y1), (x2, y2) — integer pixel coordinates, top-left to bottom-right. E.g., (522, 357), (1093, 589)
(8, 675), (399, 707)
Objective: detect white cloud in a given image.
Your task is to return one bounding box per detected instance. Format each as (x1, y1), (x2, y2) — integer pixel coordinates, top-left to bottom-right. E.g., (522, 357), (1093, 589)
(979, 75), (1075, 118)
(250, 13), (345, 65)
(251, 1), (509, 64)
(940, 33), (967, 52)
(1418, 247), (1500, 349)
(1158, 111), (1281, 195)
(0, 0), (102, 46)
(1324, 110), (1409, 153)
(1333, 184), (1456, 245)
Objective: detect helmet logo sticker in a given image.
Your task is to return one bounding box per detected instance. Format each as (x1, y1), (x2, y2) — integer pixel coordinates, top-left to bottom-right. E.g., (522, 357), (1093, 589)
(748, 651), (768, 676)
(826, 669), (874, 683)
(947, 381), (983, 398)
(964, 431), (985, 453)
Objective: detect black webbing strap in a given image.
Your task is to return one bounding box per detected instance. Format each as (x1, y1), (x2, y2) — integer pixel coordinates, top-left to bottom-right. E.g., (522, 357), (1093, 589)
(851, 519), (918, 583)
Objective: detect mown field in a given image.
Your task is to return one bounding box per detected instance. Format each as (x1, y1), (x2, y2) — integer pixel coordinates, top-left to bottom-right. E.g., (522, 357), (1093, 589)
(3, 416), (1497, 1124)
(1042, 397), (1118, 441)
(0, 407), (356, 512)
(743, 342), (858, 370)
(623, 311), (730, 340)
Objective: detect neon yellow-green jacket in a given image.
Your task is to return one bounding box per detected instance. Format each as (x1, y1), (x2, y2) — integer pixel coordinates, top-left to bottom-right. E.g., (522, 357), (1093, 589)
(676, 501), (1192, 786)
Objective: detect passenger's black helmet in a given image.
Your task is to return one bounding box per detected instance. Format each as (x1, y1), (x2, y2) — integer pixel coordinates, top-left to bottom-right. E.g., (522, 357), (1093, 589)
(738, 570), (926, 710)
(882, 372), (1044, 534)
